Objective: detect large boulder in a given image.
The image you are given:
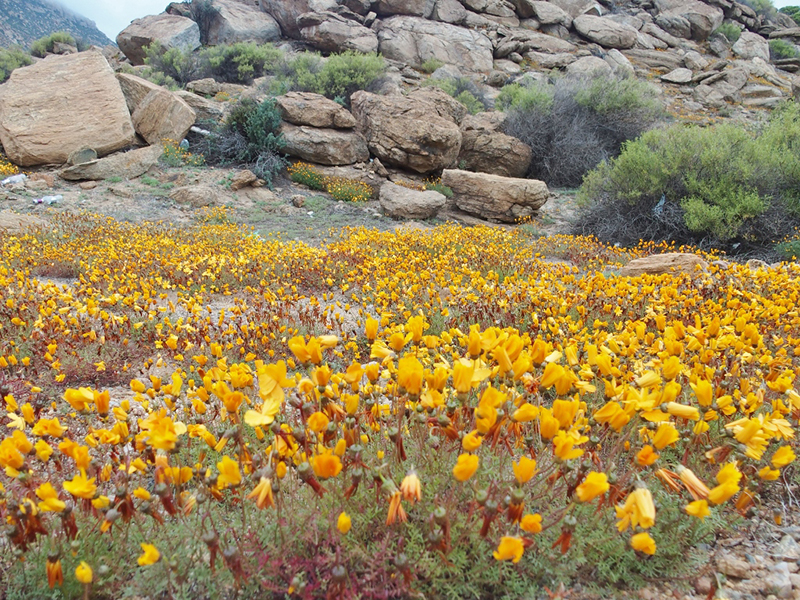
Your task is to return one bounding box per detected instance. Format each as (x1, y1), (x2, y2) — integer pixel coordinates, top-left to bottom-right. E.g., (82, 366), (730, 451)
(527, 1), (572, 26)
(375, 0), (436, 17)
(116, 14), (200, 66)
(276, 92), (357, 128)
(618, 253), (708, 276)
(59, 145), (163, 181)
(654, 0), (724, 41)
(732, 31), (770, 61)
(174, 91), (226, 122)
(116, 72), (162, 114)
(457, 113), (531, 178)
(131, 90), (196, 145)
(280, 123), (369, 165)
(298, 12), (379, 53)
(573, 15), (638, 49)
(0, 51), (136, 167)
(432, 0), (468, 23)
(206, 0), (281, 45)
(379, 181), (446, 219)
(261, 0), (337, 38)
(377, 16), (494, 72)
(407, 87), (468, 125)
(441, 169), (548, 222)
(351, 90), (462, 173)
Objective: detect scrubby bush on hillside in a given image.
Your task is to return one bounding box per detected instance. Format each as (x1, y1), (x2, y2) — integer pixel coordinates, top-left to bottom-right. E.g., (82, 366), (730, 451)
(190, 0), (219, 45)
(0, 46), (32, 83)
(192, 98), (286, 186)
(575, 102), (800, 256)
(423, 77), (492, 114)
(781, 5), (800, 24)
(143, 43), (207, 86)
(712, 22), (742, 44)
(500, 75), (663, 187)
(769, 39), (800, 60)
(30, 31), (78, 57)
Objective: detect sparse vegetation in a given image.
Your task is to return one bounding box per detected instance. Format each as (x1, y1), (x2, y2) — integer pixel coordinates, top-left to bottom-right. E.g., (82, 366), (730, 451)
(288, 162), (374, 201)
(501, 74), (664, 187)
(576, 102), (800, 256)
(420, 58), (445, 73)
(29, 31), (77, 57)
(0, 46), (32, 83)
(781, 5), (800, 24)
(770, 38), (800, 60)
(422, 77), (492, 114)
(713, 22), (742, 44)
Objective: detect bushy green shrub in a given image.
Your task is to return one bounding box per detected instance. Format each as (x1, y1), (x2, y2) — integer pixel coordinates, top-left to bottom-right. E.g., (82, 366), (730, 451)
(770, 39), (800, 60)
(420, 58), (445, 73)
(30, 31), (76, 57)
(741, 0), (776, 15)
(204, 42), (284, 85)
(0, 46), (32, 83)
(192, 98), (286, 186)
(422, 77), (492, 114)
(713, 22), (742, 44)
(144, 43), (207, 86)
(575, 103), (800, 255)
(501, 74), (663, 187)
(780, 6), (800, 25)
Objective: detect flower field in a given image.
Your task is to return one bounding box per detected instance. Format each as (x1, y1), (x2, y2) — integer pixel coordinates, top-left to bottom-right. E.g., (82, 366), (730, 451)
(1, 210), (799, 599)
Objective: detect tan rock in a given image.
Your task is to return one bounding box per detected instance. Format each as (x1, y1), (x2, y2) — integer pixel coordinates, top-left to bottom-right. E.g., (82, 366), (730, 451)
(0, 51), (136, 167)
(116, 14), (200, 66)
(458, 114), (531, 177)
(299, 12), (379, 54)
(281, 123), (370, 166)
(0, 211), (48, 234)
(230, 170), (258, 191)
(260, 0), (337, 39)
(379, 181), (446, 219)
(618, 253), (709, 277)
(407, 87), (468, 125)
(131, 90), (196, 145)
(116, 72), (162, 114)
(59, 145), (163, 181)
(173, 91), (226, 122)
(441, 169), (548, 222)
(170, 185), (220, 207)
(351, 91), (462, 174)
(276, 92), (357, 128)
(206, 0), (281, 45)
(573, 15), (638, 49)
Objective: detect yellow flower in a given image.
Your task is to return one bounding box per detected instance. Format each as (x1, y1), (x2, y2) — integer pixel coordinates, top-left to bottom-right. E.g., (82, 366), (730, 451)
(758, 466), (780, 481)
(520, 513), (542, 534)
(311, 451), (342, 479)
(337, 512), (352, 534)
(575, 471), (609, 502)
(512, 403), (538, 422)
(652, 423), (679, 450)
(685, 499), (710, 520)
(708, 482), (739, 505)
(137, 543), (161, 566)
(365, 317), (379, 341)
(635, 445), (659, 467)
(397, 355), (424, 395)
(493, 536), (524, 563)
(513, 456), (537, 485)
(63, 470), (97, 499)
(452, 358), (474, 394)
(247, 477), (275, 509)
(400, 471), (422, 503)
(462, 430), (482, 451)
(36, 482), (66, 512)
(666, 402), (699, 421)
(690, 379), (713, 407)
(216, 456), (242, 488)
(75, 561), (92, 584)
(306, 411), (330, 433)
(630, 532), (656, 555)
(31, 418), (66, 438)
(452, 453), (479, 482)
(677, 466), (710, 500)
(771, 446), (796, 469)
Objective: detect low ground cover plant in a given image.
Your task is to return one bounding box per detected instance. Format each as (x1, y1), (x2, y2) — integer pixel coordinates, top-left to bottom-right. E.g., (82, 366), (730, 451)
(288, 162), (373, 201)
(0, 214), (798, 598)
(499, 74), (664, 187)
(576, 102), (800, 256)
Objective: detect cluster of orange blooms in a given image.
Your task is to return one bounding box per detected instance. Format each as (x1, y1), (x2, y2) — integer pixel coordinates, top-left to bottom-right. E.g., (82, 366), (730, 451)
(0, 212), (799, 595)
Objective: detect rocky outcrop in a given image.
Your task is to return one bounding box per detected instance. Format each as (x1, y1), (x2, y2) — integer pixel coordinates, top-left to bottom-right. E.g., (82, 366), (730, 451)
(457, 113), (531, 178)
(0, 51), (136, 167)
(116, 14), (200, 66)
(732, 31), (770, 61)
(174, 91), (226, 122)
(131, 90), (196, 145)
(206, 0), (281, 45)
(618, 252), (709, 276)
(654, 0), (723, 41)
(298, 12), (379, 53)
(59, 145), (163, 181)
(281, 123), (369, 165)
(260, 0), (337, 38)
(276, 92), (357, 128)
(116, 73), (162, 115)
(379, 181), (446, 219)
(375, 0), (436, 18)
(377, 16), (494, 72)
(351, 90), (462, 173)
(573, 15), (637, 48)
(442, 169), (548, 222)
(169, 185), (220, 207)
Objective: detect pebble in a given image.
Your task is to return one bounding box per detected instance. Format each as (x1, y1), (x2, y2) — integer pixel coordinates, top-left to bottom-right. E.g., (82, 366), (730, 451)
(765, 562), (793, 598)
(717, 554), (753, 578)
(774, 535), (800, 561)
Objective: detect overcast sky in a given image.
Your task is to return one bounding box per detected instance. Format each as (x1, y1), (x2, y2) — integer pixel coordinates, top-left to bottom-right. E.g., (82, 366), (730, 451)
(58, 0), (171, 40)
(59, 0), (798, 41)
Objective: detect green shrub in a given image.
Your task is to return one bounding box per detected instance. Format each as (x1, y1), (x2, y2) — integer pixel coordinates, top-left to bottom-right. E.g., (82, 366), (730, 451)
(288, 162), (327, 190)
(420, 58), (445, 73)
(741, 0), (775, 15)
(575, 103), (800, 254)
(0, 46), (32, 83)
(780, 6), (800, 25)
(424, 178), (453, 198)
(713, 22), (742, 44)
(192, 98), (286, 186)
(422, 77), (492, 114)
(204, 42), (284, 85)
(30, 31), (76, 57)
(501, 74), (664, 187)
(311, 51), (386, 102)
(144, 43), (206, 86)
(770, 39), (800, 60)
(776, 236), (800, 260)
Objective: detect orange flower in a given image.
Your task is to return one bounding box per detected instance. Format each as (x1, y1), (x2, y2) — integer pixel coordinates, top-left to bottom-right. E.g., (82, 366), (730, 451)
(400, 471), (422, 504)
(311, 451), (342, 479)
(631, 532), (656, 555)
(247, 477), (275, 509)
(452, 453), (479, 482)
(513, 456), (537, 485)
(635, 445), (659, 467)
(493, 536), (524, 563)
(337, 512), (352, 534)
(63, 470), (97, 500)
(46, 557), (63, 588)
(520, 513), (542, 534)
(397, 355), (424, 396)
(386, 491), (407, 526)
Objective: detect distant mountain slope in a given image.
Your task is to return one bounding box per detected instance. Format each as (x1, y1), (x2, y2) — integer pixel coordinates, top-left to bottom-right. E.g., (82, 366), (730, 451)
(0, 0), (111, 49)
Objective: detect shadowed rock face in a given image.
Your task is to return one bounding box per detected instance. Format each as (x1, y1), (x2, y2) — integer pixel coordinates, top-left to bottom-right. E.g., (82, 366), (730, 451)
(116, 14), (200, 66)
(0, 50), (136, 167)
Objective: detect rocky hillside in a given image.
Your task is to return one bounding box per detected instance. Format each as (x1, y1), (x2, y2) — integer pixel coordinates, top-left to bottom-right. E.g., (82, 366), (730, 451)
(0, 0), (111, 48)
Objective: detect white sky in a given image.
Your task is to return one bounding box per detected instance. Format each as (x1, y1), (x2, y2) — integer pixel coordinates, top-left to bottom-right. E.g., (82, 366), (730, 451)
(59, 0), (799, 41)
(57, 0), (172, 40)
